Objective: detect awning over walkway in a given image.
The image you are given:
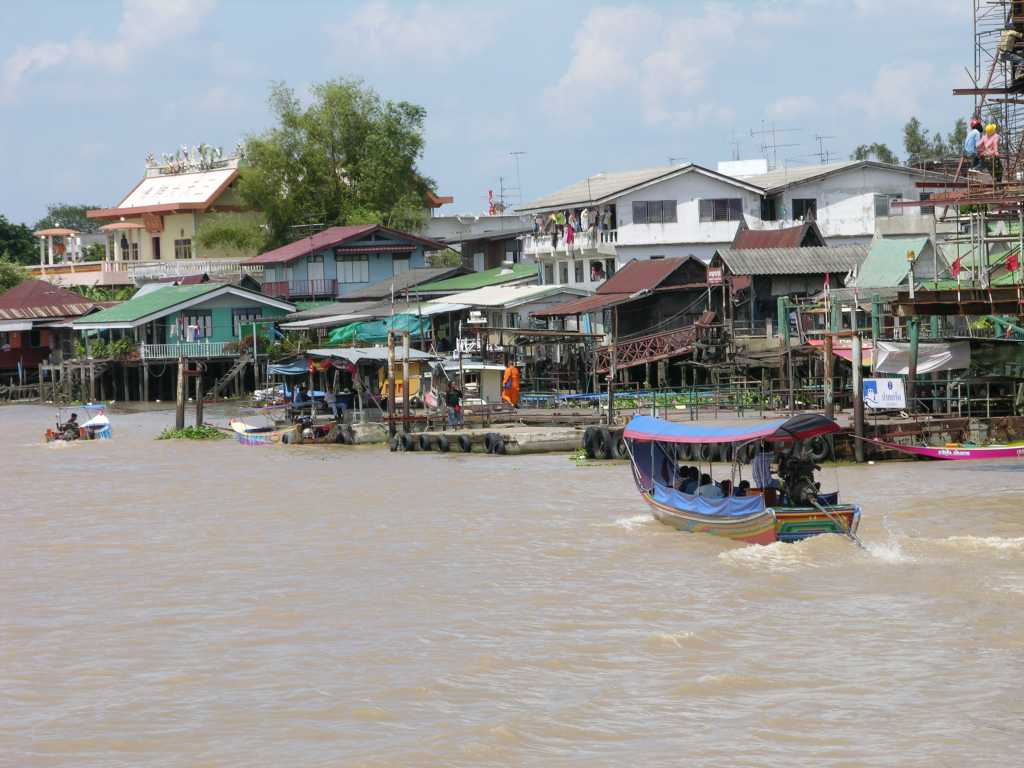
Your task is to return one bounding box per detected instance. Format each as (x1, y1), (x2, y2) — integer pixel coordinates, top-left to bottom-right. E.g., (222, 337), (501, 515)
(874, 340), (970, 375)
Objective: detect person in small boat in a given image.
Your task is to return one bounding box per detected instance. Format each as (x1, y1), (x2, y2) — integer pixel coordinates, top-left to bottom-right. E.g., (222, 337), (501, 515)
(697, 473), (722, 498)
(681, 466), (700, 494)
(735, 480), (751, 497)
(718, 479), (732, 497)
(59, 413), (80, 438)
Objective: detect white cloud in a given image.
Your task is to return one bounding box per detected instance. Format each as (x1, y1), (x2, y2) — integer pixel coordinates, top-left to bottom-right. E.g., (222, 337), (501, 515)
(197, 85), (242, 114)
(1, 0), (216, 101)
(838, 61), (938, 121)
(768, 95), (817, 119)
(544, 3), (796, 127)
(853, 0), (963, 18)
(326, 1), (504, 67)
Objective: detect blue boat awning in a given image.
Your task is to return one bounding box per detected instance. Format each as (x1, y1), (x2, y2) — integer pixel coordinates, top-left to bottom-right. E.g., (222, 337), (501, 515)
(623, 414), (840, 444)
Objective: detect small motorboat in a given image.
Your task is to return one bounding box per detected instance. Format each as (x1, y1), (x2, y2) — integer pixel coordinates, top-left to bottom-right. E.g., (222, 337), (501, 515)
(45, 404), (112, 442)
(873, 440), (1024, 461)
(623, 414), (861, 546)
(227, 419), (299, 446)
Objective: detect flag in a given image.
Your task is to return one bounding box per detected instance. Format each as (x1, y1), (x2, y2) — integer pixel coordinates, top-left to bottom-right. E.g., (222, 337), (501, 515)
(951, 256), (962, 279)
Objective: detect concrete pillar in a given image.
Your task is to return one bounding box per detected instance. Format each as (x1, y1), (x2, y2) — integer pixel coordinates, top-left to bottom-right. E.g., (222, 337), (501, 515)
(38, 237), (45, 266)
(907, 317), (920, 412)
(47, 236), (54, 266)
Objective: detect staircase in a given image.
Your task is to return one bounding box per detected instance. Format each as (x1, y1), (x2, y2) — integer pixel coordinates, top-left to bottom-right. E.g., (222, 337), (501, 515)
(206, 354), (251, 399)
(596, 311), (716, 373)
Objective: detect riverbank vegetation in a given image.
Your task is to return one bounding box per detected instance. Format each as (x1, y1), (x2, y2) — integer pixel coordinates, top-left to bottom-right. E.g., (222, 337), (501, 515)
(157, 425), (225, 440)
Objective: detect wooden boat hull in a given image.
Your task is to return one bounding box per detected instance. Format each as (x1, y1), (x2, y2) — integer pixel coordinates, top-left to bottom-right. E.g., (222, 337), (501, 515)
(643, 493), (861, 545)
(224, 420), (299, 446)
(879, 441), (1024, 460)
(45, 425), (111, 442)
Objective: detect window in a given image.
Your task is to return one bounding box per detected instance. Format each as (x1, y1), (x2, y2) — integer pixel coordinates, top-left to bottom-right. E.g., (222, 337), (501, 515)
(178, 311), (212, 340)
(605, 258), (616, 277)
(589, 260), (606, 282)
(760, 198), (778, 221)
(632, 200), (678, 224)
(574, 260), (584, 283)
(174, 239), (192, 259)
(130, 242), (140, 261)
(0, 331), (9, 349)
(698, 198), (744, 222)
(505, 312), (521, 329)
(919, 192), (934, 216)
(338, 254), (369, 283)
(874, 194), (903, 217)
(543, 263), (554, 284)
(232, 308), (262, 337)
(28, 329), (42, 347)
(393, 255), (411, 276)
(791, 198), (817, 221)
(558, 261), (569, 284)
(650, 255), (665, 260)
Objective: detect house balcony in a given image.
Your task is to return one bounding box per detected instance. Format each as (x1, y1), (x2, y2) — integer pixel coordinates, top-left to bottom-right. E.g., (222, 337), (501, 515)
(262, 278), (338, 299)
(129, 258), (264, 282)
(140, 341), (238, 360)
(522, 229), (618, 258)
(28, 260), (134, 287)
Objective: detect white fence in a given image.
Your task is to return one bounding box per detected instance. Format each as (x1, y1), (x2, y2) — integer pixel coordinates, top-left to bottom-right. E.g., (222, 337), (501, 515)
(140, 341), (236, 359)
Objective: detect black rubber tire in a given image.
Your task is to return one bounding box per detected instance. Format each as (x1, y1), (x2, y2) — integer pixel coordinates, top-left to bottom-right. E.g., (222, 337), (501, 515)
(458, 434), (473, 453)
(677, 442), (692, 461)
(735, 443), (755, 464)
(695, 443), (714, 463)
(436, 435), (450, 453)
(582, 426), (598, 459)
(718, 443), (734, 463)
(389, 435), (400, 452)
(484, 433), (496, 453)
(594, 426), (614, 460)
(491, 437), (506, 455)
(612, 433), (628, 460)
(418, 434), (433, 452)
(335, 429), (347, 444)
(399, 432), (414, 452)
(806, 435), (831, 463)
(281, 431), (293, 445)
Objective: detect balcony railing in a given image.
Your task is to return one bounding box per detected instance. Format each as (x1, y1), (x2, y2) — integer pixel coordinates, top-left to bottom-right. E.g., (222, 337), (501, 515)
(140, 341), (237, 359)
(130, 258), (263, 281)
(522, 229), (618, 256)
(262, 278), (338, 298)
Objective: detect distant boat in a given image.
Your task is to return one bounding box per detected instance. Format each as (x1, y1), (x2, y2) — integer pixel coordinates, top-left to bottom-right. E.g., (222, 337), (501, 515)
(45, 404), (112, 442)
(875, 441), (1024, 461)
(623, 414), (861, 546)
(227, 419), (298, 446)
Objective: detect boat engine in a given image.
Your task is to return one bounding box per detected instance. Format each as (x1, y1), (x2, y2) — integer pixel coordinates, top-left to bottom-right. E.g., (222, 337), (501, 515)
(778, 454), (820, 505)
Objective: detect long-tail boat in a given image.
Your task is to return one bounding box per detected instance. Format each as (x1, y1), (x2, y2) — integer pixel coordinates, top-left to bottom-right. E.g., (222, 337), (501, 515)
(874, 440), (1024, 460)
(623, 414), (861, 545)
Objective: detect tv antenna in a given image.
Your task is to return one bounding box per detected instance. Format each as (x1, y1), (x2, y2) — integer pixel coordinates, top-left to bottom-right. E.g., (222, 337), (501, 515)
(668, 156), (686, 165)
(509, 151), (526, 205)
(729, 130), (741, 161)
(814, 134), (836, 164)
(750, 121), (800, 170)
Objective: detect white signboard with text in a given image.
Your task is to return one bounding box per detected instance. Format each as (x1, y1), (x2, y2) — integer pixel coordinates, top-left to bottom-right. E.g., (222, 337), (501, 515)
(863, 378), (906, 410)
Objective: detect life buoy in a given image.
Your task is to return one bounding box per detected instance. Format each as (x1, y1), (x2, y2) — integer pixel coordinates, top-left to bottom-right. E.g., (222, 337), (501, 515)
(594, 426), (614, 459)
(436, 435), (450, 452)
(458, 434), (473, 453)
(418, 434), (433, 452)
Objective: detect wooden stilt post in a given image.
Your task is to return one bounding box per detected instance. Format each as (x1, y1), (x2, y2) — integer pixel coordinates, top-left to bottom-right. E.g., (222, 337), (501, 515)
(143, 362), (149, 402)
(907, 316), (920, 413)
(402, 332), (411, 432)
(823, 332), (834, 419)
(387, 331), (396, 437)
(175, 355), (186, 430)
(195, 368), (204, 427)
(607, 306), (617, 426)
(852, 333), (865, 463)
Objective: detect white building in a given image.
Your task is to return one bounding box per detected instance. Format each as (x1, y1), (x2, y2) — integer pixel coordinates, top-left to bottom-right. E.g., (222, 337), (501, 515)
(517, 160), (946, 289)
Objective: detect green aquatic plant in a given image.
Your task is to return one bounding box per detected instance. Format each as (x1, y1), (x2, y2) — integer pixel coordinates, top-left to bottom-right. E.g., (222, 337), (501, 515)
(157, 425), (225, 440)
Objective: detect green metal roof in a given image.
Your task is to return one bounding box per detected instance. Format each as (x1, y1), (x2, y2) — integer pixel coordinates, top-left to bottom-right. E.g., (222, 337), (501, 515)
(412, 263), (538, 292)
(853, 237), (929, 289)
(73, 284), (222, 325)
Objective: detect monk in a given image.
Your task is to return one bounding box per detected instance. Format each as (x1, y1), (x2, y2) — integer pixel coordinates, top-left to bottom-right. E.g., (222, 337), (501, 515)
(501, 361), (521, 407)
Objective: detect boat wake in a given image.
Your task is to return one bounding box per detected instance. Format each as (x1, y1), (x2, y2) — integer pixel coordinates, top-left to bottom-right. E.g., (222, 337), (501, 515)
(719, 541), (822, 573)
(864, 539), (915, 564)
(604, 514), (654, 531)
(933, 535), (1024, 554)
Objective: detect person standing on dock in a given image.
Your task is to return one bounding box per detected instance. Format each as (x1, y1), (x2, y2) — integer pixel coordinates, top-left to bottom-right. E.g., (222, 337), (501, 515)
(501, 361), (521, 408)
(445, 382), (463, 428)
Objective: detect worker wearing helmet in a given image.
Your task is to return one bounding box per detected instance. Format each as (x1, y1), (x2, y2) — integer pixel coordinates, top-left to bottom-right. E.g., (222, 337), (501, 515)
(978, 123), (1002, 181)
(964, 119), (984, 170)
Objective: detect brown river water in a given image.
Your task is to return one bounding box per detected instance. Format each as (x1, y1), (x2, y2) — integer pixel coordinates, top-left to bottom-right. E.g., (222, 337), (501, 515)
(2, 404), (1022, 767)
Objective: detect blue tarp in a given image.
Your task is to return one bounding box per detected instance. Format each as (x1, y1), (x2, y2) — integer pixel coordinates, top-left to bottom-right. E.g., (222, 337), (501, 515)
(267, 360), (308, 376)
(623, 414), (839, 444)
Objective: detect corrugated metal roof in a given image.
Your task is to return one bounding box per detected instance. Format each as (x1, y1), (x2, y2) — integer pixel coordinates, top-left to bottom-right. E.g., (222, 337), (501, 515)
(516, 164), (762, 213)
(715, 246), (867, 275)
(75, 284), (294, 326)
(597, 257), (693, 294)
(852, 237), (930, 289)
(531, 292), (627, 317)
(335, 266), (467, 301)
(412, 263), (538, 292)
(120, 168), (237, 208)
(243, 225), (447, 266)
(732, 222), (824, 249)
(436, 284), (587, 308)
(0, 279), (98, 320)
(307, 347), (436, 363)
(737, 160), (950, 194)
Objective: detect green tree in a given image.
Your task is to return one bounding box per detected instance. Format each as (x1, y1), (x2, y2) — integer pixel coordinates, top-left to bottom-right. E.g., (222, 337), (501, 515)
(195, 214), (268, 255)
(0, 255), (28, 293)
(33, 203), (104, 234)
(903, 117), (932, 162)
(851, 143), (899, 164)
(0, 214), (37, 265)
(947, 118), (967, 155)
(241, 79), (434, 247)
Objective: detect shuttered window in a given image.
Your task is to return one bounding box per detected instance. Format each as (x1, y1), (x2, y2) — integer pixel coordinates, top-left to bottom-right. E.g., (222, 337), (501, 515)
(698, 198), (744, 222)
(632, 200), (678, 224)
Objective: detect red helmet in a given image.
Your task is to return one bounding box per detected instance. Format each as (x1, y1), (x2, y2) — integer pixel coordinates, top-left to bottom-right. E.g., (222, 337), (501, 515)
(970, 117), (982, 128)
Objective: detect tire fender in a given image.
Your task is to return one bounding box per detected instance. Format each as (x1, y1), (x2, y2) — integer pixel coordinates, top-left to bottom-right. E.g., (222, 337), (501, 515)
(436, 435), (450, 453)
(594, 426), (614, 460)
(418, 434), (433, 452)
(582, 426), (598, 459)
(458, 434), (473, 453)
(400, 432), (414, 452)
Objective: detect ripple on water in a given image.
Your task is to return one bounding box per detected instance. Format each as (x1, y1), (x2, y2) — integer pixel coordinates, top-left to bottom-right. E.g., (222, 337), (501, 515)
(718, 541), (822, 573)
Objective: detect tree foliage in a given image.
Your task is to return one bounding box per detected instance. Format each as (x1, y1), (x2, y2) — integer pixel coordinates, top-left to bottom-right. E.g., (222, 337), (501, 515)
(850, 143), (899, 164)
(0, 255), (28, 293)
(195, 214), (268, 255)
(903, 116), (969, 163)
(33, 203), (104, 234)
(241, 79), (434, 247)
(0, 214), (37, 266)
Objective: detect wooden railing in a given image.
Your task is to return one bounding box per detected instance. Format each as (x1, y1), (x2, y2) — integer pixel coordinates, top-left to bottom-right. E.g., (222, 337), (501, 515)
(140, 341), (236, 359)
(596, 312), (717, 372)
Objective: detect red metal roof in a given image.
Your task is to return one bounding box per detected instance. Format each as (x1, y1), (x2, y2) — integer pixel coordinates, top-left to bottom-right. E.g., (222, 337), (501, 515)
(0, 279), (97, 320)
(596, 257), (692, 295)
(532, 292), (628, 317)
(731, 222), (824, 250)
(242, 225), (447, 266)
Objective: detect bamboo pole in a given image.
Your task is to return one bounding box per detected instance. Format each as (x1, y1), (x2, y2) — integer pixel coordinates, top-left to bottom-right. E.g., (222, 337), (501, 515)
(175, 355), (186, 430)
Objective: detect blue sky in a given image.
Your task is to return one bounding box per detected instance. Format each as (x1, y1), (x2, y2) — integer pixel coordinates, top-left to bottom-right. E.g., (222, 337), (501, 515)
(0, 0), (971, 225)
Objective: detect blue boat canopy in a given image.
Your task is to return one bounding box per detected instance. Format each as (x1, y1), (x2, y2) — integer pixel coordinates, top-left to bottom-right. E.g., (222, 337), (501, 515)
(623, 414), (840, 444)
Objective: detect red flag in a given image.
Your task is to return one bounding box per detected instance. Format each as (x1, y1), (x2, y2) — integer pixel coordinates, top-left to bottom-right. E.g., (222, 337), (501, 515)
(1008, 251), (1020, 273)
(951, 256), (962, 279)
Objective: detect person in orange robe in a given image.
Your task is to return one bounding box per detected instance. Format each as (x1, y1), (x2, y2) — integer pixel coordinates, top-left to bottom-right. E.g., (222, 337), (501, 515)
(501, 361), (521, 407)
